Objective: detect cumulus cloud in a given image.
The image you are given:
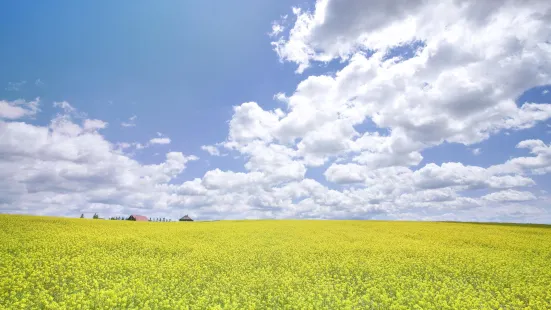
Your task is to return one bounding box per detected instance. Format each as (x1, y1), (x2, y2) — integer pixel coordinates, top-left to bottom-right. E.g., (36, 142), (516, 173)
(490, 140), (551, 175)
(324, 162), (535, 192)
(0, 103), (548, 221)
(201, 145), (222, 156)
(482, 190), (537, 203)
(0, 112), (198, 217)
(273, 0), (551, 72)
(0, 98), (40, 120)
(83, 119), (108, 131)
(261, 0), (551, 172)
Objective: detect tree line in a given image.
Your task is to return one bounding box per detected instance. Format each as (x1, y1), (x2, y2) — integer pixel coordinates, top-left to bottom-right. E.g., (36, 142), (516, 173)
(81, 213), (174, 222)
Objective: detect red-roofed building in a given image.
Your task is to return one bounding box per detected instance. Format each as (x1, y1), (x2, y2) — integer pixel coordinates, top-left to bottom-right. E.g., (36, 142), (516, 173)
(128, 214), (148, 221)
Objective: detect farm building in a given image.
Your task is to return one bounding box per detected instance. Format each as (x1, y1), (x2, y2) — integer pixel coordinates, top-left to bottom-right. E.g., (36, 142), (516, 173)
(179, 215), (193, 222)
(128, 214), (148, 221)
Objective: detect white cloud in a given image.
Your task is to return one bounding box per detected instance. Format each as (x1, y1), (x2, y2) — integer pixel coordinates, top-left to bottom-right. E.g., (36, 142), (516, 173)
(325, 161), (535, 192)
(0, 111), (198, 217)
(324, 163), (368, 184)
(149, 137), (171, 145)
(273, 92), (288, 103)
(273, 1), (551, 73)
(53, 101), (76, 114)
(117, 136), (173, 153)
(262, 0), (551, 171)
(226, 102), (281, 144)
(83, 119), (108, 131)
(482, 190), (537, 202)
(201, 145), (221, 156)
(0, 105), (548, 221)
(117, 142), (132, 150)
(270, 22), (285, 37)
(413, 162), (535, 190)
(490, 140), (551, 175)
(472, 148), (481, 156)
(543, 90), (549, 95)
(121, 115), (137, 127)
(0, 98), (39, 120)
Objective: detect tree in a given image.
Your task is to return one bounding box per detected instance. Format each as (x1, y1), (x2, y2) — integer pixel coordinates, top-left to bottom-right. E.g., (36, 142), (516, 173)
(93, 213), (99, 219)
(80, 214), (84, 219)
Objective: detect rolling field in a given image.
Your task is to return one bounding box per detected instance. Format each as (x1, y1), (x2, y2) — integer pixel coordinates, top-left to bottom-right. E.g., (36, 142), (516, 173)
(1, 215), (551, 309)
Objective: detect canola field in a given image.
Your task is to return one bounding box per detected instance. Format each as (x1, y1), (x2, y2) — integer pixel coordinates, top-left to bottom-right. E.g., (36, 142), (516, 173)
(1, 215), (551, 309)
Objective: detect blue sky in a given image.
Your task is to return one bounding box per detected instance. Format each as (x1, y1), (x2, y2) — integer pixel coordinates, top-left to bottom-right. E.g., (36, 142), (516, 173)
(1, 0), (551, 222)
(1, 0), (301, 172)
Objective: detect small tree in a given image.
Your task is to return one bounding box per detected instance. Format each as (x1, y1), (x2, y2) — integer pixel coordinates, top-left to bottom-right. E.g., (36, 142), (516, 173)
(80, 214), (84, 219)
(93, 213), (99, 219)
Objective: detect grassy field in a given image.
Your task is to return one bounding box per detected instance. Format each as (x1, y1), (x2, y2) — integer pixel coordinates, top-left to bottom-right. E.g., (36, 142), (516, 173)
(1, 215), (551, 309)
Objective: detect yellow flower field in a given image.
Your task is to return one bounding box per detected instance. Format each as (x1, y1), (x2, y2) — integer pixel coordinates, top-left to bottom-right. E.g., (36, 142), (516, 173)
(1, 215), (551, 309)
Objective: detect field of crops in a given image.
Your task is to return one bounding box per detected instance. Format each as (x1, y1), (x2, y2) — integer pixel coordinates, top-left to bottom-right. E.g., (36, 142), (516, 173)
(1, 215), (551, 309)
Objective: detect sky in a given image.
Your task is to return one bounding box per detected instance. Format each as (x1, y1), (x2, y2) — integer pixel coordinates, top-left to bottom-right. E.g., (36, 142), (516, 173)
(1, 0), (551, 222)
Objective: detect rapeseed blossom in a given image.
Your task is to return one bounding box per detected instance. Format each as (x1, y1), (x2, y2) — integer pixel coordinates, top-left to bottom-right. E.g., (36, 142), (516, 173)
(1, 215), (550, 309)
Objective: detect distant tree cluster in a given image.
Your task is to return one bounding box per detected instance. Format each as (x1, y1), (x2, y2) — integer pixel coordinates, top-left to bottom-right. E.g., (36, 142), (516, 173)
(149, 218), (172, 222)
(80, 214), (179, 222)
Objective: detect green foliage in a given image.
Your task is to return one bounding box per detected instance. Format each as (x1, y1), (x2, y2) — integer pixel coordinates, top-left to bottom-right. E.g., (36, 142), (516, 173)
(1, 215), (551, 309)
(92, 213), (99, 220)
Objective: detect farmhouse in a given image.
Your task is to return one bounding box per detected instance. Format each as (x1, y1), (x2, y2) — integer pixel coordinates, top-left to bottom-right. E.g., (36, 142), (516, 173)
(179, 215), (193, 222)
(128, 214), (148, 221)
